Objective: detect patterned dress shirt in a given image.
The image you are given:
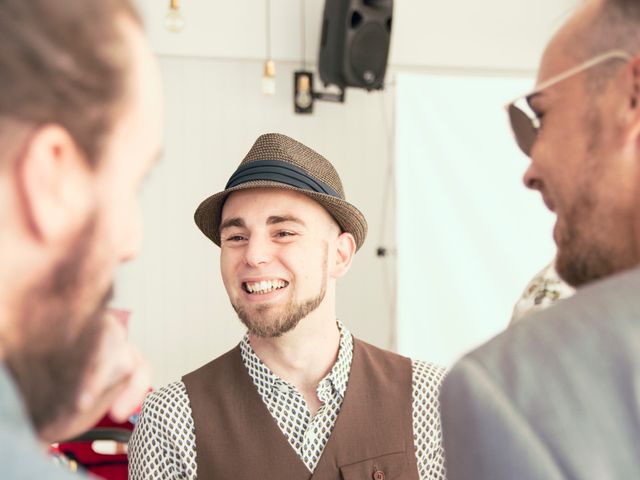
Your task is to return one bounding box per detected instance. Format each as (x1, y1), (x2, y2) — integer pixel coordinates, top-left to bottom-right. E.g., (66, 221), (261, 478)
(511, 260), (575, 324)
(129, 324), (446, 479)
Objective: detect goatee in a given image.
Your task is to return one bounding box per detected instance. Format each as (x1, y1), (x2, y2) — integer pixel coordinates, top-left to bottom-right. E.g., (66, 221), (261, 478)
(234, 286), (326, 338)
(233, 244), (328, 338)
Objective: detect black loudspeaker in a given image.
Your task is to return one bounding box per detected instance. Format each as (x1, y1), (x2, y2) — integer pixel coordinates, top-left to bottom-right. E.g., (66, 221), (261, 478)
(319, 0), (393, 91)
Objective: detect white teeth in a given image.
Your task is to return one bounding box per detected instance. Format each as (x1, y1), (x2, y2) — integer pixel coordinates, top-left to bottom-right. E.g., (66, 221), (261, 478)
(244, 280), (288, 294)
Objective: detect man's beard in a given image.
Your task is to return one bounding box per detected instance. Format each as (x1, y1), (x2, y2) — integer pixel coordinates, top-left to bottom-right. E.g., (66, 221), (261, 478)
(555, 196), (614, 287)
(556, 200), (636, 287)
(555, 107), (637, 287)
(5, 219), (111, 437)
(232, 247), (328, 338)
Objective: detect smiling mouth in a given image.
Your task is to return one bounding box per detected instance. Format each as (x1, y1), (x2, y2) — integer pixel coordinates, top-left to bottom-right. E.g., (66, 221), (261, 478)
(242, 280), (289, 295)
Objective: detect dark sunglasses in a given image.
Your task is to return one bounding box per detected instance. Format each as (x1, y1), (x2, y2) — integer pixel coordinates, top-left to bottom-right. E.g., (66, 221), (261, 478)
(506, 50), (632, 157)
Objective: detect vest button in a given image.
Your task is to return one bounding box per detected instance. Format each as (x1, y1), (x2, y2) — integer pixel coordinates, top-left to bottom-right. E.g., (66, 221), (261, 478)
(373, 471), (385, 480)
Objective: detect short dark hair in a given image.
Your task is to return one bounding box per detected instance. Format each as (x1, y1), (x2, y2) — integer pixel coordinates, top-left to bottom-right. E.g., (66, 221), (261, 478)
(0, 0), (142, 167)
(590, 0), (640, 53)
(577, 0), (640, 90)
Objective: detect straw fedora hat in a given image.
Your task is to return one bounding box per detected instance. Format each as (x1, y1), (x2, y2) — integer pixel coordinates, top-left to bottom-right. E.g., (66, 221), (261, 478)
(194, 133), (368, 250)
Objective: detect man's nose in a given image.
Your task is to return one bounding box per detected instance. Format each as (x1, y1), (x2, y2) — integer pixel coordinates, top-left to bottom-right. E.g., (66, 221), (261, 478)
(522, 162), (542, 191)
(244, 235), (272, 267)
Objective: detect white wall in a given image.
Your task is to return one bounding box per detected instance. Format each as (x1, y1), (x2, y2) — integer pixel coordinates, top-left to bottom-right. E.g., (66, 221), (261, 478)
(121, 0), (578, 387)
(395, 73), (556, 367)
(138, 0), (577, 69)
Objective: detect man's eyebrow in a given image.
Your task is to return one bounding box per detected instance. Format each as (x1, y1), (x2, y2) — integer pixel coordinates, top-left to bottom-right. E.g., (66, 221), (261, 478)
(266, 215), (306, 227)
(220, 217), (246, 231)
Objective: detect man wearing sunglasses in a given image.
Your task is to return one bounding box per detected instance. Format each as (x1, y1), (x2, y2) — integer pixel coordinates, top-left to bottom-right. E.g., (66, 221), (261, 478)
(440, 0), (640, 478)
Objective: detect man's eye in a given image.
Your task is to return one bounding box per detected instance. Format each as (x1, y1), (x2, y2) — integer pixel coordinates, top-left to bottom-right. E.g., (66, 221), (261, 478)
(533, 108), (545, 121)
(225, 235), (246, 242)
(275, 231), (296, 238)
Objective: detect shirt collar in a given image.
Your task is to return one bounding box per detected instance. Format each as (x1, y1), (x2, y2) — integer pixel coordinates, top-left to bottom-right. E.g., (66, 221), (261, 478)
(240, 321), (353, 400)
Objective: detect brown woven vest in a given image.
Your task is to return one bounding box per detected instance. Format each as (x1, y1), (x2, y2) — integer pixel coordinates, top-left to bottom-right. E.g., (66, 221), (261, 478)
(183, 338), (419, 480)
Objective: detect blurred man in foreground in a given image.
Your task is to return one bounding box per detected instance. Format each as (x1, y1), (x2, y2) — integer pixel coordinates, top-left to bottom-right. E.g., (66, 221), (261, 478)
(0, 0), (163, 477)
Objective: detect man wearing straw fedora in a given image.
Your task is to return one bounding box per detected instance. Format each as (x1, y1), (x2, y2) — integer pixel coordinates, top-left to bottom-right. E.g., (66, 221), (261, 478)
(130, 133), (446, 479)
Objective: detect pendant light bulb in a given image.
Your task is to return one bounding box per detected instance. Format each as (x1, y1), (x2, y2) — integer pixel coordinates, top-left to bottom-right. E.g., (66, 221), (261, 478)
(262, 59), (276, 96)
(164, 0), (185, 33)
(295, 74), (312, 109)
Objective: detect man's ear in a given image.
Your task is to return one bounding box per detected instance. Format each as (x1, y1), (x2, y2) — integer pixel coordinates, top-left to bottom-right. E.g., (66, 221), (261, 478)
(15, 124), (95, 243)
(622, 56), (640, 146)
(330, 232), (357, 279)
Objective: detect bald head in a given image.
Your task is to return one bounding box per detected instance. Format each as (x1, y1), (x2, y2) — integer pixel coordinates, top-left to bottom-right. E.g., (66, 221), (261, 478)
(577, 0), (640, 60)
(536, 0), (640, 97)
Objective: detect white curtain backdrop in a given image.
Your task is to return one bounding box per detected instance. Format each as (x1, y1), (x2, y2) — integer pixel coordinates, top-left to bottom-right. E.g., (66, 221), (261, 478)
(395, 72), (556, 367)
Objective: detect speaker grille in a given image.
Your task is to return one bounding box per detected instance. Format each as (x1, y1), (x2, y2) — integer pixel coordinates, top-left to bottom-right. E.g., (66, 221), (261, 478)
(349, 23), (388, 87)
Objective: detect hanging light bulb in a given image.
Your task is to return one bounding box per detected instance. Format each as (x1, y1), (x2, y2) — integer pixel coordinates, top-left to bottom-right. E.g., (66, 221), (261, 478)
(294, 72), (313, 112)
(261, 0), (275, 95)
(164, 0), (185, 33)
(296, 74), (312, 109)
(262, 59), (276, 96)
(293, 0), (313, 113)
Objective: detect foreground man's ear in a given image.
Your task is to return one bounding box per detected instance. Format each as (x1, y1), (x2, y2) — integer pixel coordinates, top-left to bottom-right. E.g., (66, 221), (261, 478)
(14, 124), (95, 245)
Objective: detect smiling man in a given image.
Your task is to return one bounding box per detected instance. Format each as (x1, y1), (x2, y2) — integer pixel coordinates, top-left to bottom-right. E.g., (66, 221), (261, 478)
(129, 133), (446, 479)
(440, 0), (640, 478)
